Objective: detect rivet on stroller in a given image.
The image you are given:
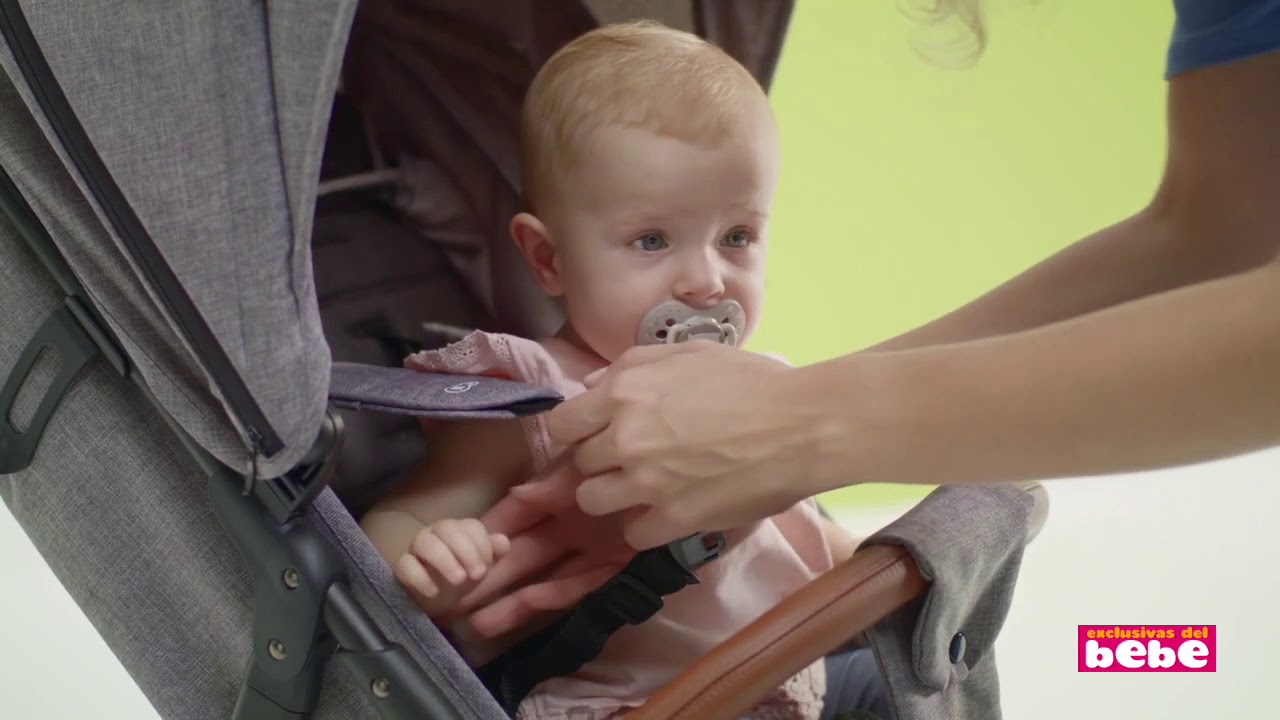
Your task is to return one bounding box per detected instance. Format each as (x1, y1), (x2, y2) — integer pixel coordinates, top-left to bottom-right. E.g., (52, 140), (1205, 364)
(0, 1), (1047, 718)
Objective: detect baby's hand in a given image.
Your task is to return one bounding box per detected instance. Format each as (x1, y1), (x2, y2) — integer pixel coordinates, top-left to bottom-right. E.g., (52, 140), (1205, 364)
(395, 518), (511, 616)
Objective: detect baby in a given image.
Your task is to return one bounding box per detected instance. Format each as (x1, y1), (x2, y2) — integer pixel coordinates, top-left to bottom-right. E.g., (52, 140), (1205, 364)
(361, 21), (888, 720)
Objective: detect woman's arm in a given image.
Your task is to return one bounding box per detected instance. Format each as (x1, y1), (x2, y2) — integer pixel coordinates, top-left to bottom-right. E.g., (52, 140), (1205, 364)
(807, 260), (1280, 491)
(870, 198), (1277, 353)
(874, 46), (1280, 354)
(551, 260), (1280, 550)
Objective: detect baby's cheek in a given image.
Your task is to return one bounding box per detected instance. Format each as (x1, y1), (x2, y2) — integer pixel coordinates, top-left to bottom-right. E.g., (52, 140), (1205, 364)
(577, 307), (640, 361)
(584, 293), (648, 350)
(608, 313), (647, 357)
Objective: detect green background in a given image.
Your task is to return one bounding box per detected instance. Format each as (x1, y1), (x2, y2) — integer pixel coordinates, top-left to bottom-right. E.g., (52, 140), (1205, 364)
(750, 1), (1175, 510)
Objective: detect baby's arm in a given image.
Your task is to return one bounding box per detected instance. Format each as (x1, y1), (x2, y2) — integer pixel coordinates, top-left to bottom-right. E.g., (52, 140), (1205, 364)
(360, 418), (532, 618)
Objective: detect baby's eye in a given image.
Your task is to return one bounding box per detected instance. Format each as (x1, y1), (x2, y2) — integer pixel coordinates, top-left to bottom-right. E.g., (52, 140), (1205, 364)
(723, 229), (753, 248)
(632, 232), (668, 252)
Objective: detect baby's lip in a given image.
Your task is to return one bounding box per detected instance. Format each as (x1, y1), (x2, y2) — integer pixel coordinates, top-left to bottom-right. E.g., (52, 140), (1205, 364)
(636, 298), (745, 346)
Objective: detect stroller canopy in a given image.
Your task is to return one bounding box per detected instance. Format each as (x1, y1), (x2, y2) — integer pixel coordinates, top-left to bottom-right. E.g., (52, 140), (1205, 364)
(1, 0), (356, 477)
(0, 0), (791, 478)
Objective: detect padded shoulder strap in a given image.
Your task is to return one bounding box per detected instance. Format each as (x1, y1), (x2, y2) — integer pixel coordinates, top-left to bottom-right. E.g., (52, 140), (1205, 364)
(329, 362), (562, 419)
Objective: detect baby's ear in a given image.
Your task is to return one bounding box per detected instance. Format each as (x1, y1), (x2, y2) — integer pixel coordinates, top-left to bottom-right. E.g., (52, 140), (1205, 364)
(510, 213), (563, 296)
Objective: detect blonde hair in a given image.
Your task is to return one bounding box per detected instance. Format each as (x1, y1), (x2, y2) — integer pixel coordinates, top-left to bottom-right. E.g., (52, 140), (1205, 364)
(519, 20), (770, 214)
(902, 0), (989, 66)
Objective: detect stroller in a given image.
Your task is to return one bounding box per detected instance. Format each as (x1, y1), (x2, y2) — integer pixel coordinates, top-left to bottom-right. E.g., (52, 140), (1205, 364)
(0, 1), (1048, 718)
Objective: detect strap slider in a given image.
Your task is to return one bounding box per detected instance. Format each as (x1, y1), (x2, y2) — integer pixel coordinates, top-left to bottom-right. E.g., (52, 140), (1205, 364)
(665, 531), (726, 578)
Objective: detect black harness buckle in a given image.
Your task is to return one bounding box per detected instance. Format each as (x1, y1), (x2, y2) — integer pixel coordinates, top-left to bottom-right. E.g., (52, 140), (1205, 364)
(666, 531), (726, 577)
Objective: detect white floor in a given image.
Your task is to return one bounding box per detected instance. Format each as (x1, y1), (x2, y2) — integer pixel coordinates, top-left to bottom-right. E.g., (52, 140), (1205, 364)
(2, 449), (1275, 719)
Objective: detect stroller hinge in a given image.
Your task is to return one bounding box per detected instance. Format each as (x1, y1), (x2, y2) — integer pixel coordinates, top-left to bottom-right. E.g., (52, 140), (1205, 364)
(324, 584), (469, 720)
(254, 411), (344, 525)
(210, 461), (346, 719)
(0, 297), (123, 473)
(210, 430), (465, 720)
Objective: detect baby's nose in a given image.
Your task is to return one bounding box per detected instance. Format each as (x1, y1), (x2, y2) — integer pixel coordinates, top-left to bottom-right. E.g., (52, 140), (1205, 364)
(673, 256), (726, 307)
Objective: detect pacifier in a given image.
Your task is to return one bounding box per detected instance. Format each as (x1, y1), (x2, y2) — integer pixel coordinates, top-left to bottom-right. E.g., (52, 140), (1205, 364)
(636, 299), (746, 346)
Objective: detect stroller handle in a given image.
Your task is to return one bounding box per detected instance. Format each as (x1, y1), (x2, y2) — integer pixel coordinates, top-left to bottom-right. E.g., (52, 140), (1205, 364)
(623, 482), (1050, 720)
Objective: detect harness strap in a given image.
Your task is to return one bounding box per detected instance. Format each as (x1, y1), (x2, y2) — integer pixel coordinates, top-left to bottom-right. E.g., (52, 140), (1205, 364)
(477, 532), (725, 716)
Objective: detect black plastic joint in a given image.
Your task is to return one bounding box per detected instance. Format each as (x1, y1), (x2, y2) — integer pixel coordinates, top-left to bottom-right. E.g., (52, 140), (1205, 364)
(209, 423), (348, 719)
(0, 299), (100, 473)
(324, 583), (469, 720)
(254, 412), (344, 525)
(666, 531), (726, 574)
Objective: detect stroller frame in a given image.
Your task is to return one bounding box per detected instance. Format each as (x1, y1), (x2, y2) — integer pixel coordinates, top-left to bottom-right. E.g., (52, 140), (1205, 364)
(0, 165), (458, 720)
(0, 3), (462, 716)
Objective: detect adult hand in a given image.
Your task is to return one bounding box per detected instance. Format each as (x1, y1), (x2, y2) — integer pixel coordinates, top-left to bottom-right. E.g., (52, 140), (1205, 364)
(451, 455), (637, 638)
(554, 341), (834, 550)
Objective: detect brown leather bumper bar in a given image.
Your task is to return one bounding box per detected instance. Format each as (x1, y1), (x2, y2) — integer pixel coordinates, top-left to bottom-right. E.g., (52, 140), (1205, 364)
(624, 543), (927, 720)
(624, 483), (1048, 720)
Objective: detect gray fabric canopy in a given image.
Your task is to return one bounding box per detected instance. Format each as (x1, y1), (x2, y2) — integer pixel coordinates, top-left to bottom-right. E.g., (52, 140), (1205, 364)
(0, 0), (355, 478)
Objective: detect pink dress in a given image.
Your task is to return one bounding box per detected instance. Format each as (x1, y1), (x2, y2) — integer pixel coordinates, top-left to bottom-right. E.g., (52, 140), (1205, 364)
(405, 332), (836, 720)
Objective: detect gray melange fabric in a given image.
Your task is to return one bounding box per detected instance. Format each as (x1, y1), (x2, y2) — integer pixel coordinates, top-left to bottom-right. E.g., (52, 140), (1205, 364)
(1, 1), (356, 478)
(330, 362), (563, 419)
(1, 219), (502, 719)
(859, 486), (1034, 720)
(0, 68), (250, 472)
(3, 215), (258, 718)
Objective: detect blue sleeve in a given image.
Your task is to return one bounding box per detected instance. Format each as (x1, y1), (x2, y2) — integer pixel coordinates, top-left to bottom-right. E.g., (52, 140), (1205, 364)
(1166, 0), (1280, 78)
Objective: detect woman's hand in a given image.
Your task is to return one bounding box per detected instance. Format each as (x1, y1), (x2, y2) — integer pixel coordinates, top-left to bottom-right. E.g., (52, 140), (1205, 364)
(452, 456), (638, 638)
(552, 341), (838, 550)
(452, 342), (843, 637)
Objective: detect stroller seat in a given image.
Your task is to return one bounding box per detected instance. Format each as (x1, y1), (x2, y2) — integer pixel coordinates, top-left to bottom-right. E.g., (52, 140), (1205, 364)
(0, 2), (1046, 719)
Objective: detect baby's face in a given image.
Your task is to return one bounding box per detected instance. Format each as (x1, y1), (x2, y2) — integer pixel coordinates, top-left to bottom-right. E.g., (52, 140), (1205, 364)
(547, 120), (780, 362)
